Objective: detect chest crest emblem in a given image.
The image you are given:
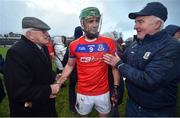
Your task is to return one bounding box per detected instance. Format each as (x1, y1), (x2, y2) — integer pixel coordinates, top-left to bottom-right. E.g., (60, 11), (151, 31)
(97, 44), (104, 51)
(143, 52), (151, 60)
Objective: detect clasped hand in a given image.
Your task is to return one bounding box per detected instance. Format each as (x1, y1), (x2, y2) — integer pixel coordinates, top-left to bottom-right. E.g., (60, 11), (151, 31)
(49, 73), (62, 98)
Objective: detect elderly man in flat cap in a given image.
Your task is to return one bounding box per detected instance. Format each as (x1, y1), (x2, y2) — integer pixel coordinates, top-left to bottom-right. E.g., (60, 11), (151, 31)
(3, 17), (60, 117)
(103, 2), (180, 117)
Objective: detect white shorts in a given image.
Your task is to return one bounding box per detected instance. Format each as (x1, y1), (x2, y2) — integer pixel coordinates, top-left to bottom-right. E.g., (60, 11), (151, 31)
(75, 91), (111, 115)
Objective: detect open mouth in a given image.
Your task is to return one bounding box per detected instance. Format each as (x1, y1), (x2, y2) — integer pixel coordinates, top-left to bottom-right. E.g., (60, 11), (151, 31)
(137, 30), (142, 35)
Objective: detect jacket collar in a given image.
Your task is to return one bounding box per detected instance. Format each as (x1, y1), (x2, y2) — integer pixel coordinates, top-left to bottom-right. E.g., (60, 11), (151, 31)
(134, 29), (167, 44)
(21, 35), (49, 64)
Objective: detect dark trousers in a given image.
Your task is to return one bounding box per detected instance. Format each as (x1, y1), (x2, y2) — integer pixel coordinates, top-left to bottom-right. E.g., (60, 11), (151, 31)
(68, 68), (77, 111)
(125, 98), (176, 117)
(0, 78), (5, 103)
(68, 77), (77, 110)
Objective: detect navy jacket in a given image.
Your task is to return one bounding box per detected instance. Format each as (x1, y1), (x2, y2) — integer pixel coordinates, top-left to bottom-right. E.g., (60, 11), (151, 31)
(115, 30), (180, 109)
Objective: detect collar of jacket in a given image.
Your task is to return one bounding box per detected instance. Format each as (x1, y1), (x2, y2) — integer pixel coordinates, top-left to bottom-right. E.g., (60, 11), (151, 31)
(21, 35), (35, 44)
(134, 29), (167, 44)
(21, 35), (43, 51)
(21, 35), (44, 47)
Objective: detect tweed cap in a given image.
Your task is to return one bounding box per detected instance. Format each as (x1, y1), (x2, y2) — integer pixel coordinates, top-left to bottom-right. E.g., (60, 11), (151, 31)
(128, 2), (168, 22)
(22, 17), (51, 30)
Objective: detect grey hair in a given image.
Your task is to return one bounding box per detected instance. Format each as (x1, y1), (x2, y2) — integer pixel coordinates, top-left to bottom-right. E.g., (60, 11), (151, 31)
(21, 28), (34, 36)
(151, 16), (164, 30)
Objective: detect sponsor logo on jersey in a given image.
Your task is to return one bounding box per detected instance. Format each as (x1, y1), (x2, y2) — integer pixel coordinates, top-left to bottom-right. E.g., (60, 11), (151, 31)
(80, 56), (103, 63)
(78, 46), (86, 51)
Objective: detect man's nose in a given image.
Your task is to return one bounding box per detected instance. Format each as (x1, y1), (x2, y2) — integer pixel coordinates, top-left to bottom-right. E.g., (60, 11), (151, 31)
(93, 20), (99, 25)
(134, 23), (138, 30)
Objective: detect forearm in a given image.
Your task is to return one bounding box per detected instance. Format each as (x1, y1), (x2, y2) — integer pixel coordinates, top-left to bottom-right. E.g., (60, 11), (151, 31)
(112, 67), (120, 86)
(57, 64), (74, 84)
(111, 67), (121, 106)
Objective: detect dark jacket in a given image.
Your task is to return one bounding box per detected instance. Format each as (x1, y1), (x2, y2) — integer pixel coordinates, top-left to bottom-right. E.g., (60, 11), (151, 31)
(0, 54), (5, 103)
(0, 54), (4, 74)
(3, 35), (57, 117)
(165, 25), (180, 36)
(115, 30), (180, 109)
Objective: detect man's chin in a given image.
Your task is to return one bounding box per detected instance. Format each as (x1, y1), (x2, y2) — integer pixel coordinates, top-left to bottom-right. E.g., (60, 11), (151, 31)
(137, 35), (144, 40)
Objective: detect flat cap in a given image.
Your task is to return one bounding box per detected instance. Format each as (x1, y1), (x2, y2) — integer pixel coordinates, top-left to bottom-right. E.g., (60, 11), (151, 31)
(22, 17), (51, 30)
(128, 2), (168, 22)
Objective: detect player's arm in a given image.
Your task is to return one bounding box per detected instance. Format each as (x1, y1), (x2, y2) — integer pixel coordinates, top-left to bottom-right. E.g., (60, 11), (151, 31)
(112, 67), (120, 86)
(56, 57), (76, 85)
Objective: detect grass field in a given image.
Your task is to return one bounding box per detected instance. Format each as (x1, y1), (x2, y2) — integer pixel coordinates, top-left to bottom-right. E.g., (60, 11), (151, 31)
(0, 47), (179, 116)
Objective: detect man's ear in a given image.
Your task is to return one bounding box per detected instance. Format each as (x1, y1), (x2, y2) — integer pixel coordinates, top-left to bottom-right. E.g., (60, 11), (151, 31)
(26, 31), (31, 38)
(26, 31), (34, 41)
(80, 20), (85, 29)
(154, 20), (162, 30)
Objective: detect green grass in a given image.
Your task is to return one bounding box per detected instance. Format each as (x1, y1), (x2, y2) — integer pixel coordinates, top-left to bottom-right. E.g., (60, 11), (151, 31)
(0, 47), (179, 116)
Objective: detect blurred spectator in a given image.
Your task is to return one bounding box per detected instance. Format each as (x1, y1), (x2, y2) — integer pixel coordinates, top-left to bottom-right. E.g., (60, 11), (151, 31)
(165, 25), (180, 83)
(0, 54), (6, 103)
(116, 37), (124, 54)
(61, 36), (68, 47)
(165, 25), (180, 41)
(53, 36), (67, 74)
(122, 37), (134, 51)
(74, 26), (83, 40)
(45, 39), (55, 61)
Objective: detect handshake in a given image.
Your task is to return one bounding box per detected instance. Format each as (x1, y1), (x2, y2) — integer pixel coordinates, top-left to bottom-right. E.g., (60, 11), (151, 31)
(49, 73), (66, 98)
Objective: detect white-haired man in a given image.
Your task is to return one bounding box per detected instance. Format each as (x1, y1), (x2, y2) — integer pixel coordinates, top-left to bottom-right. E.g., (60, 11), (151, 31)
(4, 17), (60, 117)
(103, 2), (180, 117)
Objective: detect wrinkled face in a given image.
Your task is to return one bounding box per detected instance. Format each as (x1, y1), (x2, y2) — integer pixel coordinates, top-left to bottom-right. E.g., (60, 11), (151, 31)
(81, 16), (100, 34)
(134, 16), (160, 40)
(174, 30), (180, 40)
(28, 29), (50, 45)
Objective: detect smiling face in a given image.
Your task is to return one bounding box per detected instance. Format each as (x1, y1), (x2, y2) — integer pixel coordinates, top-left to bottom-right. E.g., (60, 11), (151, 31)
(134, 16), (162, 40)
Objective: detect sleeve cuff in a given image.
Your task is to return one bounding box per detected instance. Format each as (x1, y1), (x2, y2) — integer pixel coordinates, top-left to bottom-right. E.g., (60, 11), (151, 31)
(115, 60), (124, 70)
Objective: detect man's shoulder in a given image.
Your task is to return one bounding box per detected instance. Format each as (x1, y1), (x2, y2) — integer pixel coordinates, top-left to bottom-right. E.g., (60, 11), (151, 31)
(71, 37), (83, 43)
(99, 35), (114, 41)
(163, 35), (180, 49)
(9, 37), (37, 56)
(98, 35), (115, 46)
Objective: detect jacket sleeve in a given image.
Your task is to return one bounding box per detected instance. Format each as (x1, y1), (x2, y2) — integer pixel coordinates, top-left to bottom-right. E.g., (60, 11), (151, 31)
(61, 48), (69, 67)
(4, 49), (51, 104)
(116, 44), (180, 91)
